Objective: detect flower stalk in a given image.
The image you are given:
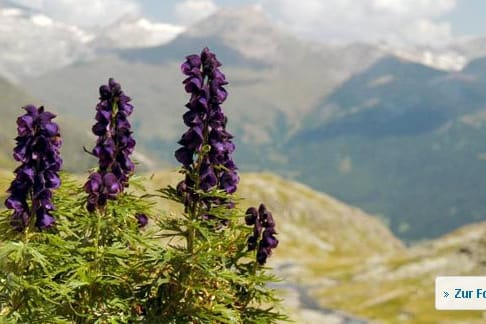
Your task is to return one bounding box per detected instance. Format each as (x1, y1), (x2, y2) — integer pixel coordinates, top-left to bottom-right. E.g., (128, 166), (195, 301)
(175, 48), (239, 236)
(245, 204), (279, 265)
(5, 105), (62, 231)
(84, 78), (135, 212)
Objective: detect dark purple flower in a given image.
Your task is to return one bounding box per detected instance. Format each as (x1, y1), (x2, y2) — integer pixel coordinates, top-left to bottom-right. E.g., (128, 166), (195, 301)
(261, 227), (279, 249)
(136, 213), (149, 228)
(245, 207), (258, 226)
(84, 78), (136, 212)
(220, 171), (239, 194)
(36, 209), (55, 229)
(199, 158), (218, 192)
(84, 172), (102, 193)
(246, 204), (279, 265)
(103, 173), (122, 198)
(258, 204), (275, 228)
(181, 54), (202, 75)
(175, 147), (194, 167)
(248, 235), (258, 251)
(5, 105), (62, 231)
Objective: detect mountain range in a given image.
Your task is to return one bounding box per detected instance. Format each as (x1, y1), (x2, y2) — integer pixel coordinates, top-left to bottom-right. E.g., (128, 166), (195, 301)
(2, 4), (486, 241)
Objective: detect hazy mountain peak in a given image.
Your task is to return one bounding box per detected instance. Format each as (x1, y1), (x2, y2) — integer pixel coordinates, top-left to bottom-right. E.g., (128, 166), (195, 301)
(185, 5), (285, 61)
(186, 5), (271, 34)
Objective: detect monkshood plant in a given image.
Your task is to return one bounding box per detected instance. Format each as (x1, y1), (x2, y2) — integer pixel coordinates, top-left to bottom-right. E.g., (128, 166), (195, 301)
(0, 48), (286, 323)
(146, 47), (284, 323)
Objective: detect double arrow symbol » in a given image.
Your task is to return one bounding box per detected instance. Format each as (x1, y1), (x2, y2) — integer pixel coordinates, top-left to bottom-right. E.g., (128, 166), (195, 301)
(443, 291), (449, 298)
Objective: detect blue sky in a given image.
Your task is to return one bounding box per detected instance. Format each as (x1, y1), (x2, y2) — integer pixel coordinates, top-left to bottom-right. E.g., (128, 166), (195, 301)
(140, 0), (486, 38)
(444, 0), (486, 36)
(6, 0), (486, 46)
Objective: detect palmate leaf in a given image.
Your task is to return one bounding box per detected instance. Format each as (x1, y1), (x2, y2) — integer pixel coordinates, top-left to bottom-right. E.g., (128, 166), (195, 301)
(0, 241), (24, 264)
(207, 304), (242, 324)
(157, 185), (183, 204)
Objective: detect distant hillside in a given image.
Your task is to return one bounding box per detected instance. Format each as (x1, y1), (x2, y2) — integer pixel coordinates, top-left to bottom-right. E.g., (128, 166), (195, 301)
(286, 56), (486, 240)
(0, 75), (29, 168)
(301, 221), (486, 323)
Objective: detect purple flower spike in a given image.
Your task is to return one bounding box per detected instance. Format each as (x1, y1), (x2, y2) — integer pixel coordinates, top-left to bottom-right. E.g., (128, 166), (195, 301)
(84, 78), (136, 212)
(175, 48), (239, 217)
(5, 105), (62, 231)
(246, 204), (279, 265)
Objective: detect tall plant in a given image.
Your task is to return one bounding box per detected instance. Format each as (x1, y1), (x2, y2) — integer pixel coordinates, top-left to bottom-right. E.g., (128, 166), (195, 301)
(147, 47), (284, 323)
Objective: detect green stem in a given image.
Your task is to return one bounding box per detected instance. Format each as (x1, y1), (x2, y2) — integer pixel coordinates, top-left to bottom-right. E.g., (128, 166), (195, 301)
(187, 226), (195, 254)
(241, 261), (259, 309)
(187, 196), (199, 254)
(251, 260), (258, 276)
(94, 209), (102, 262)
(25, 191), (36, 244)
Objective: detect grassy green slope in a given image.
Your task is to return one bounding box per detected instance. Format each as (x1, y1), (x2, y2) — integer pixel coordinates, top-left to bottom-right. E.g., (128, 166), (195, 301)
(307, 222), (486, 323)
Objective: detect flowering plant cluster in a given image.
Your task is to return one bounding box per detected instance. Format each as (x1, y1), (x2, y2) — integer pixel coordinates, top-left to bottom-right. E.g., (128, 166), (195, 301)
(0, 49), (285, 323)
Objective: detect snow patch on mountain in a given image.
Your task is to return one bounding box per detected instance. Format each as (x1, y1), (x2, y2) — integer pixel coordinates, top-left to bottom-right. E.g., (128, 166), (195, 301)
(379, 44), (468, 71)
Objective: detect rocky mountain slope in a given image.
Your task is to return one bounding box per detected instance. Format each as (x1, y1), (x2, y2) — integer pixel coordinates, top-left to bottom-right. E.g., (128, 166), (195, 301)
(25, 7), (384, 145)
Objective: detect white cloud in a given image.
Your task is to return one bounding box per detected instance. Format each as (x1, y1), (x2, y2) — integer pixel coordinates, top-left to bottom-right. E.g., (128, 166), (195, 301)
(174, 0), (218, 26)
(9, 0), (141, 27)
(0, 7), (94, 81)
(99, 18), (185, 48)
(261, 0), (457, 46)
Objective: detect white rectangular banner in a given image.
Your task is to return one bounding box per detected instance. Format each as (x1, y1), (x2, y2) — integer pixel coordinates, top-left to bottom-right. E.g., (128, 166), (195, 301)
(436, 276), (486, 310)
